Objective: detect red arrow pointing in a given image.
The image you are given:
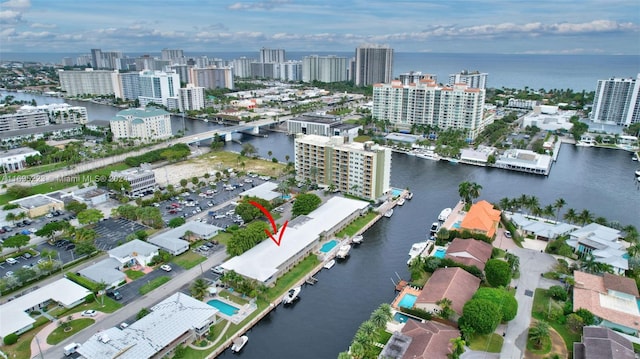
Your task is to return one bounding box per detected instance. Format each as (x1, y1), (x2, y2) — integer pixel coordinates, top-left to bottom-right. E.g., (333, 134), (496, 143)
(249, 201), (288, 246)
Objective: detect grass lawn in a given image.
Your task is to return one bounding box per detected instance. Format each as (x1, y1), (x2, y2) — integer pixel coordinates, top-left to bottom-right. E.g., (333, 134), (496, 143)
(81, 296), (123, 313)
(172, 251), (207, 269)
(218, 289), (249, 305)
(46, 318), (95, 345)
(10, 162), (67, 177)
(353, 135), (372, 143)
(212, 231), (232, 246)
(1, 317), (50, 359)
(468, 333), (504, 352)
(531, 288), (581, 356)
(409, 271), (430, 288)
(526, 335), (552, 354)
(125, 269), (145, 280)
(266, 254), (320, 301)
(139, 276), (171, 295)
(335, 211), (378, 238)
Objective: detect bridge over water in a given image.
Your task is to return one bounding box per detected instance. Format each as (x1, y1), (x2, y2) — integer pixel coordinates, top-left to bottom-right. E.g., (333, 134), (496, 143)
(175, 117), (287, 144)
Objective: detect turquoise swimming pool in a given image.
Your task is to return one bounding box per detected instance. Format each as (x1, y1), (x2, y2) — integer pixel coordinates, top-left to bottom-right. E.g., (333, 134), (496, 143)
(398, 293), (417, 309)
(452, 221), (461, 229)
(207, 299), (240, 316)
(434, 248), (446, 259)
(391, 188), (403, 197)
(394, 312), (409, 323)
(320, 240), (339, 253)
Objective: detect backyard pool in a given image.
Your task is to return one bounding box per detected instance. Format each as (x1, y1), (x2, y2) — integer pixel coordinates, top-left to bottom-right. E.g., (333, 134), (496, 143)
(394, 312), (409, 323)
(207, 299), (240, 316)
(398, 293), (417, 309)
(320, 240), (339, 253)
(434, 248), (446, 259)
(452, 221), (461, 229)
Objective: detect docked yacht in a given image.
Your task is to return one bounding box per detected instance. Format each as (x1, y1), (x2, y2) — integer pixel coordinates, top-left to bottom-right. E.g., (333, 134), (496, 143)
(283, 286), (301, 305)
(336, 244), (352, 259)
(323, 259), (336, 269)
(407, 241), (428, 265)
(416, 150), (441, 161)
(406, 192), (414, 200)
(430, 222), (440, 235)
(231, 335), (248, 352)
(384, 209), (394, 218)
(397, 198), (406, 206)
(438, 208), (452, 221)
(352, 235), (364, 244)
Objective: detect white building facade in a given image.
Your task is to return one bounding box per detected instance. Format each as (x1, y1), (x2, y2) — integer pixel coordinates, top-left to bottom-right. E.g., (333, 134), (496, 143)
(448, 70), (488, 89)
(189, 67), (234, 90)
(138, 70), (180, 109)
(109, 108), (172, 141)
(591, 73), (640, 126)
(179, 84), (205, 112)
(58, 69), (115, 96)
(0, 147), (41, 172)
(354, 45), (394, 86)
(302, 55), (348, 83)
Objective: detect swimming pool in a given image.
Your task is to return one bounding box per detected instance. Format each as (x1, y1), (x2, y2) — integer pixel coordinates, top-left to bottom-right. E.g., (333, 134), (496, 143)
(398, 293), (417, 309)
(394, 312), (409, 323)
(391, 188), (403, 197)
(434, 248), (446, 259)
(452, 221), (461, 229)
(320, 240), (339, 253)
(207, 299), (240, 316)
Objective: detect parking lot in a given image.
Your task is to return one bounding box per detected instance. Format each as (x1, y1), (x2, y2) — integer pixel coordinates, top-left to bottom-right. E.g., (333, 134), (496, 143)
(94, 218), (149, 251)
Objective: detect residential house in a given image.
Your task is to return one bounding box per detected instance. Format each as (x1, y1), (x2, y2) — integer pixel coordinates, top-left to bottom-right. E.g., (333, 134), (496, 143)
(414, 267), (481, 319)
(509, 213), (578, 241)
(567, 223), (628, 275)
(108, 239), (160, 268)
(445, 238), (493, 271)
(460, 200), (501, 238)
(573, 271), (640, 336)
(379, 320), (460, 359)
(78, 258), (126, 289)
(574, 326), (635, 359)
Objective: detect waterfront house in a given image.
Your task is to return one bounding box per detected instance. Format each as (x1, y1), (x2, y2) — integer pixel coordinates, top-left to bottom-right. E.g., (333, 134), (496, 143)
(77, 292), (218, 359)
(459, 200), (501, 239)
(572, 271), (640, 336)
(566, 223), (628, 275)
(493, 149), (553, 175)
(414, 267), (480, 319)
(509, 213), (578, 241)
(108, 239), (160, 268)
(380, 320), (460, 359)
(573, 326), (635, 359)
(444, 238), (493, 271)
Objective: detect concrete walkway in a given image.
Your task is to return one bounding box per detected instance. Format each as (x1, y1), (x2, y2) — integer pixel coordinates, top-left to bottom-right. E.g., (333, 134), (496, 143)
(30, 311), (106, 355)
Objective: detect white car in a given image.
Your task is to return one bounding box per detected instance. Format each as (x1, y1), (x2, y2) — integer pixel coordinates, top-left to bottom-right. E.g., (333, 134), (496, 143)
(504, 231), (512, 238)
(160, 264), (172, 272)
(81, 310), (97, 317)
(6, 258), (18, 265)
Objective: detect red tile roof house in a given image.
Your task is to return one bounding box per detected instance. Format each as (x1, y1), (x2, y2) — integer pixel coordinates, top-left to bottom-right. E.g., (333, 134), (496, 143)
(573, 271), (640, 336)
(414, 267), (481, 320)
(445, 238), (493, 271)
(379, 320), (460, 359)
(460, 200), (501, 238)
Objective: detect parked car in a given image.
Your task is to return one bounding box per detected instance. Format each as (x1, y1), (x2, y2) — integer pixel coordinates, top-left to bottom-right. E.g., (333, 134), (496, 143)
(81, 310), (97, 317)
(65, 244), (76, 250)
(160, 264), (172, 272)
(107, 290), (123, 300)
(504, 231), (512, 238)
(211, 265), (225, 275)
(6, 258), (18, 265)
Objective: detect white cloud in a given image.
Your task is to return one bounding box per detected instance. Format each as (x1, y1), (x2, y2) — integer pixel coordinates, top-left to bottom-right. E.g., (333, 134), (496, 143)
(227, 0), (291, 11)
(30, 22), (56, 29)
(0, 9), (22, 22)
(1, 0), (30, 8)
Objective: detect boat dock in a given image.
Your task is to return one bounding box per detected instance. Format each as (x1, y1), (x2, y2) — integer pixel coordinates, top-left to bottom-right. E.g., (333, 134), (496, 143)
(306, 276), (318, 285)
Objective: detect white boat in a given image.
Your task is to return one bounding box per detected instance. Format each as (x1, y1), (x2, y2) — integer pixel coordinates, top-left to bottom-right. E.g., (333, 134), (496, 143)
(407, 241), (428, 265)
(438, 208), (452, 221)
(283, 286), (301, 305)
(406, 192), (413, 200)
(635, 169), (640, 176)
(397, 198), (405, 206)
(576, 141), (595, 147)
(231, 335), (248, 352)
(336, 244), (351, 259)
(415, 150), (440, 161)
(430, 222), (440, 234)
(384, 209), (394, 218)
(323, 259), (336, 269)
(352, 235), (364, 244)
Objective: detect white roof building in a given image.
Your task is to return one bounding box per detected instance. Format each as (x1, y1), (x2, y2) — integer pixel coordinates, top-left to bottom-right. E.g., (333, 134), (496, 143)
(509, 213), (579, 240)
(222, 196), (369, 284)
(0, 278), (90, 339)
(567, 223), (628, 274)
(108, 239), (160, 267)
(494, 149), (553, 176)
(77, 292), (218, 359)
(239, 181), (281, 201)
(149, 222), (222, 255)
(78, 258), (126, 289)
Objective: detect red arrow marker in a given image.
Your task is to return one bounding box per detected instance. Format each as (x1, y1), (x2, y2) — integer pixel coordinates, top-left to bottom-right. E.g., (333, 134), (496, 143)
(249, 201), (288, 246)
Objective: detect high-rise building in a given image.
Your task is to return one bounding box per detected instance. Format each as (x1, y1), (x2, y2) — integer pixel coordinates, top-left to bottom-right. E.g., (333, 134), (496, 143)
(89, 48), (122, 70)
(161, 49), (185, 63)
(58, 69), (115, 96)
(76, 55), (92, 67)
(259, 48), (286, 63)
(138, 70), (180, 109)
(398, 71), (437, 85)
(591, 74), (640, 126)
(302, 55), (348, 83)
(61, 57), (74, 67)
(448, 70), (488, 89)
(354, 45), (393, 86)
(112, 72), (141, 100)
(0, 107), (49, 132)
(232, 57), (254, 78)
(170, 64), (191, 84)
(179, 84), (205, 112)
(276, 61), (302, 82)
(109, 108), (172, 141)
(372, 80), (488, 140)
(90, 48), (102, 69)
(189, 67), (234, 90)
(294, 134), (391, 200)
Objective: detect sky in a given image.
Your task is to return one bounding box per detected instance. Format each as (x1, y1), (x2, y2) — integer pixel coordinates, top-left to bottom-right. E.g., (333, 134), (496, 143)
(1, 0), (639, 55)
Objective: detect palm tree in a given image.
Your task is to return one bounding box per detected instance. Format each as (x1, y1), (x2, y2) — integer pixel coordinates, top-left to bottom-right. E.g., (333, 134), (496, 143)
(498, 197), (511, 211)
(337, 352), (352, 359)
(526, 196), (540, 215)
(468, 182), (482, 204)
(436, 298), (454, 320)
(190, 278), (209, 301)
(543, 205), (555, 219)
(285, 155), (290, 163)
(449, 336), (466, 359)
(370, 307), (392, 329)
(517, 194), (529, 212)
(528, 320), (550, 349)
(578, 209), (594, 225)
(358, 320), (377, 340)
(553, 198), (566, 220)
(349, 342), (365, 359)
(5, 212), (16, 225)
(267, 150), (273, 158)
(563, 208), (578, 224)
(352, 329), (373, 346)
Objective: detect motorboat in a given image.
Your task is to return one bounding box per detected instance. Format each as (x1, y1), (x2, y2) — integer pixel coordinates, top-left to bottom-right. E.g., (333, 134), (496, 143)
(336, 244), (352, 259)
(384, 209), (394, 218)
(407, 241), (428, 265)
(283, 286), (301, 305)
(231, 335), (248, 352)
(352, 235), (364, 244)
(430, 222), (440, 235)
(415, 150), (441, 161)
(635, 169), (640, 176)
(323, 259), (336, 269)
(406, 192), (414, 200)
(438, 208), (452, 221)
(397, 198), (405, 206)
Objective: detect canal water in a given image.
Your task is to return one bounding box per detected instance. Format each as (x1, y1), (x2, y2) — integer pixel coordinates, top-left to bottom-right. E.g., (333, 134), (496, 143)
(3, 91), (640, 358)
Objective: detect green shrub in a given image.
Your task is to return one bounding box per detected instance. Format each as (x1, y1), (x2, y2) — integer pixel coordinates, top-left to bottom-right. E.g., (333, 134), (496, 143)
(399, 306), (433, 321)
(3, 333), (18, 345)
(548, 285), (568, 301)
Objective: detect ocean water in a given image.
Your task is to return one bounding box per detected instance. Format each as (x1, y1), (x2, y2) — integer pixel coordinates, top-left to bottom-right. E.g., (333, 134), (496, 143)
(2, 51), (638, 91)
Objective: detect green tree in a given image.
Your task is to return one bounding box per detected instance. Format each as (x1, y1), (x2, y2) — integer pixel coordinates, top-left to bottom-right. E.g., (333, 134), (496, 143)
(168, 217), (186, 228)
(449, 336), (466, 359)
(3, 234), (30, 251)
(241, 143), (258, 157)
(235, 196), (271, 222)
(292, 193), (322, 216)
(459, 298), (502, 335)
(528, 320), (550, 349)
(458, 181), (482, 210)
(553, 198), (566, 221)
(548, 285), (568, 301)
(77, 208), (104, 225)
(190, 278), (209, 301)
(436, 298), (455, 320)
(472, 287), (518, 321)
(65, 200), (88, 214)
(180, 178), (188, 188)
(565, 313), (585, 333)
(484, 259), (512, 287)
(369, 306), (392, 328)
(6, 185), (32, 199)
(136, 307), (151, 320)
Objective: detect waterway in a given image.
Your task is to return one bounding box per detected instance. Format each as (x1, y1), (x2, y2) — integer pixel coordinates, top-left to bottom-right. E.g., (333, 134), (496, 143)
(3, 90), (640, 357)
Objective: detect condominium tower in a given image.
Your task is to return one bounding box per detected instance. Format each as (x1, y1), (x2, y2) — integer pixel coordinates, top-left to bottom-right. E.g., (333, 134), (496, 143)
(448, 70), (488, 89)
(259, 48), (286, 63)
(109, 108), (172, 141)
(58, 69), (115, 96)
(354, 45), (394, 86)
(591, 74), (640, 126)
(178, 84), (205, 112)
(294, 134), (391, 201)
(372, 79), (488, 140)
(302, 55), (348, 83)
(138, 70), (180, 109)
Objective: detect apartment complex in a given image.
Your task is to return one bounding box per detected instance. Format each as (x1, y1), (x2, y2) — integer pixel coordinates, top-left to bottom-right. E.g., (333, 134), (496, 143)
(112, 72), (141, 100)
(294, 134), (391, 200)
(302, 55), (348, 83)
(0, 107), (49, 132)
(58, 69), (115, 96)
(259, 48), (286, 63)
(354, 45), (394, 86)
(178, 84), (205, 112)
(189, 67), (234, 90)
(372, 79), (488, 140)
(138, 70), (180, 109)
(398, 71), (437, 85)
(23, 103), (88, 125)
(591, 73), (640, 126)
(109, 108), (172, 141)
(448, 70), (488, 89)
(110, 164), (157, 197)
